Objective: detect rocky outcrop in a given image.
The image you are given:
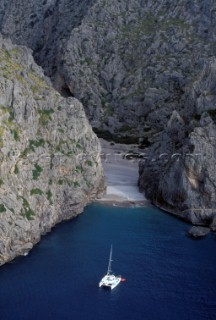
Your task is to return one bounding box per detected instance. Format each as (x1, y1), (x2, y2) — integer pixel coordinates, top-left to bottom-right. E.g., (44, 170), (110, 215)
(139, 59), (216, 227)
(188, 226), (210, 238)
(0, 0), (215, 142)
(0, 35), (105, 265)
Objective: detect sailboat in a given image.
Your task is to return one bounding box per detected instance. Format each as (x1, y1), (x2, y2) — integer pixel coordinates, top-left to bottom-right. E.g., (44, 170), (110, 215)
(99, 245), (122, 290)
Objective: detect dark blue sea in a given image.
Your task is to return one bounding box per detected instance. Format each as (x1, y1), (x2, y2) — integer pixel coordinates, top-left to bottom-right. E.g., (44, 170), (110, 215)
(0, 204), (216, 320)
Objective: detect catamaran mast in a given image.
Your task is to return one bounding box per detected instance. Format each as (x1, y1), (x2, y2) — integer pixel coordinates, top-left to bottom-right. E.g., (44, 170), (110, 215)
(107, 245), (113, 275)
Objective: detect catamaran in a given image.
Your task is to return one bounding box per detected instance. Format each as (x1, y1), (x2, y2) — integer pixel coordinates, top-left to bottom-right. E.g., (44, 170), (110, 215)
(99, 245), (122, 290)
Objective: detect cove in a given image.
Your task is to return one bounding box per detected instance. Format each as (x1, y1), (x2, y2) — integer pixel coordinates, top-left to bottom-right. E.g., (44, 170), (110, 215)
(0, 203), (215, 320)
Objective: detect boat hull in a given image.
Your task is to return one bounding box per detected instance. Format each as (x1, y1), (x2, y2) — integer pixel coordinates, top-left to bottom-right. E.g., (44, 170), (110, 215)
(99, 274), (121, 290)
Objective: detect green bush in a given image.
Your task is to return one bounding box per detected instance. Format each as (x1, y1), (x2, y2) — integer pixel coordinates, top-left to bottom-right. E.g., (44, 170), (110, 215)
(11, 129), (20, 141)
(32, 163), (43, 180)
(75, 166), (82, 173)
(0, 204), (6, 212)
(20, 197), (35, 220)
(46, 190), (53, 205)
(30, 188), (43, 195)
(20, 147), (29, 158)
(29, 139), (45, 150)
(86, 160), (93, 167)
(38, 109), (54, 125)
(74, 181), (80, 188)
(14, 164), (19, 174)
(76, 143), (83, 149)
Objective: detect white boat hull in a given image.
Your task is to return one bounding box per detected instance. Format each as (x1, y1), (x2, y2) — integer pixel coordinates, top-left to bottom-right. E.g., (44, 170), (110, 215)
(99, 274), (121, 290)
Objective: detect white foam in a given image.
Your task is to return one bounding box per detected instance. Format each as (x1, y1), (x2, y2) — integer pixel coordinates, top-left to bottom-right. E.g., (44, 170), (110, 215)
(106, 186), (145, 201)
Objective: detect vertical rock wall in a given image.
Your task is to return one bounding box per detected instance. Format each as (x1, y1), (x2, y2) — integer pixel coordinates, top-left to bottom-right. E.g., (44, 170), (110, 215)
(0, 35), (105, 265)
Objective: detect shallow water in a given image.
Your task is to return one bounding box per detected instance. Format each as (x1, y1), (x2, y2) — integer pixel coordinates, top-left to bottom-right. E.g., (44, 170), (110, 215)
(0, 204), (216, 320)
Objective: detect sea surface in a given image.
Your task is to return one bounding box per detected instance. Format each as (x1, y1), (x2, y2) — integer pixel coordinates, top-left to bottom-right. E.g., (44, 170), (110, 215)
(0, 203), (216, 320)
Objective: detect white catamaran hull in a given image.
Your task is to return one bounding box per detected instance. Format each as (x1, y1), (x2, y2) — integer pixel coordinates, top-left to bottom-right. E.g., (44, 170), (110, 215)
(99, 274), (121, 290)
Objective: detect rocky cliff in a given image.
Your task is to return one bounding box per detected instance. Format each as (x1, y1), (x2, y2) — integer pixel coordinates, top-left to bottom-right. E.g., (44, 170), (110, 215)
(139, 58), (216, 228)
(0, 35), (105, 265)
(0, 0), (215, 142)
(0, 0), (216, 227)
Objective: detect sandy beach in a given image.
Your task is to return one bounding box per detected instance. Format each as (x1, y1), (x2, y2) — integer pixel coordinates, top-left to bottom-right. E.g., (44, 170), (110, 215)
(96, 139), (147, 206)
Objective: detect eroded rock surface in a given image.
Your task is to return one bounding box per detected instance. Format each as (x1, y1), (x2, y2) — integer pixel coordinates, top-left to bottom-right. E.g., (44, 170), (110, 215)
(0, 0), (215, 142)
(139, 59), (216, 227)
(0, 0), (216, 227)
(0, 35), (105, 265)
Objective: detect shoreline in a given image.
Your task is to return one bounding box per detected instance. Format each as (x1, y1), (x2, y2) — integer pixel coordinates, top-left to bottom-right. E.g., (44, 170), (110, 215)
(97, 139), (147, 207)
(94, 199), (149, 208)
(96, 140), (215, 234)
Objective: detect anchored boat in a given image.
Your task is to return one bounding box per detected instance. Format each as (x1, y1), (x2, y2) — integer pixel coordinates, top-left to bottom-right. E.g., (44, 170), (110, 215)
(99, 245), (122, 290)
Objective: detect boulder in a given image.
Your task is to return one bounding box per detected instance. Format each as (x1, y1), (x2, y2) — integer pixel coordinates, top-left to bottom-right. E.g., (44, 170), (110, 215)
(188, 226), (210, 238)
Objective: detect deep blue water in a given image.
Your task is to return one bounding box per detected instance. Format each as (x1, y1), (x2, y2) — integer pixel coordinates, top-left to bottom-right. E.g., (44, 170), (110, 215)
(0, 204), (216, 320)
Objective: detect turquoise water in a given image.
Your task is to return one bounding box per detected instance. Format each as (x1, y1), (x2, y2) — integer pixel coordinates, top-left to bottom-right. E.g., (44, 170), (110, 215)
(0, 204), (216, 320)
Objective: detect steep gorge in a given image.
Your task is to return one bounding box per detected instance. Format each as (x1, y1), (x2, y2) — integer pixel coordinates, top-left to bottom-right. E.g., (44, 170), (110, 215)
(0, 0), (215, 142)
(0, 0), (216, 231)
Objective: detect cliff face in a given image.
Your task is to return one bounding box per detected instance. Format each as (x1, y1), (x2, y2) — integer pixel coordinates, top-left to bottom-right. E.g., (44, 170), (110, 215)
(0, 0), (215, 142)
(0, 0), (216, 227)
(139, 58), (216, 228)
(0, 35), (105, 265)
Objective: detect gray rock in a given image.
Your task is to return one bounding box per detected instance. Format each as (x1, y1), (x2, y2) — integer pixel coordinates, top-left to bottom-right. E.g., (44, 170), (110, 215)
(0, 0), (215, 141)
(139, 59), (216, 226)
(0, 0), (216, 227)
(0, 35), (105, 265)
(188, 226), (210, 238)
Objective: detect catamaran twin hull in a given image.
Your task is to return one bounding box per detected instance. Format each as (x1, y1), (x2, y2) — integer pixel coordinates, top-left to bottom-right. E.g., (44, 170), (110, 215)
(99, 274), (121, 290)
